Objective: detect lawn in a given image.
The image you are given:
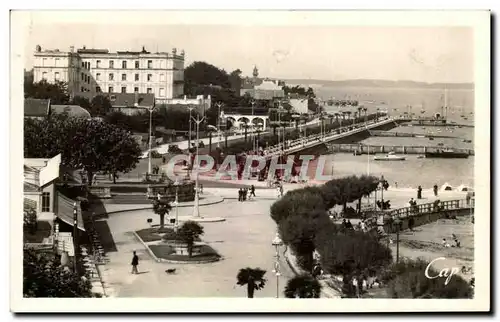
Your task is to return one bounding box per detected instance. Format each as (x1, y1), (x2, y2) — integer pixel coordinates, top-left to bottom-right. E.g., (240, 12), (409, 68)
(135, 227), (201, 243)
(148, 244), (221, 262)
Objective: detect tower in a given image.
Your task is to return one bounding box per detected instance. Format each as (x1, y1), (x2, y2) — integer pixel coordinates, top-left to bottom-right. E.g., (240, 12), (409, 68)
(253, 65), (259, 78)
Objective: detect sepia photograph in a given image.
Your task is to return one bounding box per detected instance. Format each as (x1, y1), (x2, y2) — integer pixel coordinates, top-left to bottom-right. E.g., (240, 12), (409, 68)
(9, 10), (490, 312)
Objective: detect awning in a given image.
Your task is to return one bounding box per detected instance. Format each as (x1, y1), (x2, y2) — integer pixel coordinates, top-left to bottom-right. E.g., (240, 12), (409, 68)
(56, 193), (86, 231)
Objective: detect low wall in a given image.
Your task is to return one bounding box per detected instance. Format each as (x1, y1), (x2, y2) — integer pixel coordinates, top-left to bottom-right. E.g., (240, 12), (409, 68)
(89, 181), (195, 202)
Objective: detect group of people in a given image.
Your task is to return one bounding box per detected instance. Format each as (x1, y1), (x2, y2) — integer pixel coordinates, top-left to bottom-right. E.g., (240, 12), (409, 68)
(238, 185), (256, 201)
(442, 233), (461, 248)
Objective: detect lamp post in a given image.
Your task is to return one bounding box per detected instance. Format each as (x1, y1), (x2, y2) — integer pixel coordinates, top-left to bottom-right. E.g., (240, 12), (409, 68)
(216, 102), (223, 148)
(271, 233), (284, 298)
(188, 106), (194, 154)
(73, 202), (78, 274)
(394, 217), (401, 263)
(147, 106), (155, 175)
(190, 113), (205, 218)
(173, 179), (180, 232)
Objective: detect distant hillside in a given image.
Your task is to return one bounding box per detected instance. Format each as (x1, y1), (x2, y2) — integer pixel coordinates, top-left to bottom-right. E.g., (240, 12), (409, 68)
(280, 78), (474, 90)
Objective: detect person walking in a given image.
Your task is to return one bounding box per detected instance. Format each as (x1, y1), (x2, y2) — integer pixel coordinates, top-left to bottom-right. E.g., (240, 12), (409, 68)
(238, 188), (243, 202)
(131, 251), (139, 274)
(250, 185), (256, 198)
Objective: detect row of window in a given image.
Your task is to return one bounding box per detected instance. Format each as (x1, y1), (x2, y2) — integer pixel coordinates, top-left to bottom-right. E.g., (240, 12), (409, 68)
(41, 71), (60, 81)
(104, 86), (163, 95)
(96, 60), (155, 69)
(98, 73), (163, 82)
(81, 73), (91, 84)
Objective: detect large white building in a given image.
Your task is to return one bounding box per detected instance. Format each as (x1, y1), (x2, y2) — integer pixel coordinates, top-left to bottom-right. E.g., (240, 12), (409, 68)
(32, 45), (185, 102)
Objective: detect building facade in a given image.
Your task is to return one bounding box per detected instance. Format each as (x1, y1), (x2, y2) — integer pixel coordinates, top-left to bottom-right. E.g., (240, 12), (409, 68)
(32, 45), (185, 102)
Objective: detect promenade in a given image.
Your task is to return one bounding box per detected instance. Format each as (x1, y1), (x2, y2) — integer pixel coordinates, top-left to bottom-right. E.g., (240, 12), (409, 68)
(96, 199), (295, 298)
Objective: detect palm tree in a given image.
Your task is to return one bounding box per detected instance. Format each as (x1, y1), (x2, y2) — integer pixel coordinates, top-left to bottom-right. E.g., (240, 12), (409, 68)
(236, 267), (267, 298)
(284, 274), (322, 298)
(177, 221), (204, 257)
(153, 199), (172, 230)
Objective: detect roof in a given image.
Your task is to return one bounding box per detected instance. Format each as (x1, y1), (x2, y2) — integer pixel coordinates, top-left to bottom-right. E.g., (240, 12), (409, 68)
(75, 92), (155, 108)
(51, 105), (91, 118)
(24, 98), (50, 117)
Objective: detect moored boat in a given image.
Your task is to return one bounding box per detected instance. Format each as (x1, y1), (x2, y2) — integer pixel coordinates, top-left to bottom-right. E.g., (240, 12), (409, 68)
(425, 149), (469, 159)
(374, 151), (406, 161)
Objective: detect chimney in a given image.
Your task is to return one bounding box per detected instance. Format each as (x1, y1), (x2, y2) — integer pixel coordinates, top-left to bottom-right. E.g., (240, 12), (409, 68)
(83, 45), (86, 50)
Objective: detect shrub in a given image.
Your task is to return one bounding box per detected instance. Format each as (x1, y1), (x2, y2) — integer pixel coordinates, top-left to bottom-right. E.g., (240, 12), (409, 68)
(317, 231), (392, 276)
(386, 258), (473, 299)
(150, 150), (162, 158)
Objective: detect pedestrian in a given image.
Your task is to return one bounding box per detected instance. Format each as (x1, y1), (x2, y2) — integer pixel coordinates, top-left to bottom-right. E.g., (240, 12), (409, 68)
(433, 184), (438, 197)
(131, 251), (139, 274)
(250, 185), (256, 198)
(243, 188), (248, 201)
(238, 188), (243, 201)
(200, 184), (203, 194)
(279, 184), (284, 197)
(417, 186), (422, 199)
(162, 156), (166, 164)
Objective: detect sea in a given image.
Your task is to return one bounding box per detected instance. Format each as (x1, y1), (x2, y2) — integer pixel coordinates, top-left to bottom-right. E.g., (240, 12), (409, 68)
(311, 86), (475, 189)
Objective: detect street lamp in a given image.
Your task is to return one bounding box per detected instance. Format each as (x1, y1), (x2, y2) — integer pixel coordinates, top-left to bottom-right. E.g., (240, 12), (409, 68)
(72, 202), (78, 274)
(190, 112), (205, 218)
(394, 217), (402, 263)
(173, 179), (180, 232)
(188, 106), (195, 155)
(271, 233), (284, 298)
(216, 102), (224, 148)
(147, 106), (156, 175)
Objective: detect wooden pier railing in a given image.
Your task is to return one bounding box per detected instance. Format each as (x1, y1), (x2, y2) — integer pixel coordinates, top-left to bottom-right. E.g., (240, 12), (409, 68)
(389, 198), (474, 219)
(328, 143), (474, 155)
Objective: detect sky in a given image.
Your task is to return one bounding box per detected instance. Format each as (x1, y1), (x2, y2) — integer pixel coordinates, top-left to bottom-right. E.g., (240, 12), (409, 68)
(22, 23), (474, 83)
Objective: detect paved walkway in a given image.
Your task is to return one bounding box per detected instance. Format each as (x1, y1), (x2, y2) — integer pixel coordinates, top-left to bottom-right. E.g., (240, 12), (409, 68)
(97, 199), (294, 297)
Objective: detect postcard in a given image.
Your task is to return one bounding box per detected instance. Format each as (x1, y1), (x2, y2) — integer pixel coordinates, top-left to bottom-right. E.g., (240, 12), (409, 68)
(10, 10), (490, 313)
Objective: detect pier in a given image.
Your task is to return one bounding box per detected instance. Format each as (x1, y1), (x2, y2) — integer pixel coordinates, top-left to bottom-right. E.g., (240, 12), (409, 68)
(395, 116), (474, 128)
(328, 143), (474, 156)
(368, 130), (459, 139)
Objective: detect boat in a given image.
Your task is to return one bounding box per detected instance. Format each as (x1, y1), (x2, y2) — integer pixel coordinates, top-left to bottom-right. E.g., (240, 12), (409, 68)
(374, 151), (406, 161)
(425, 149), (470, 159)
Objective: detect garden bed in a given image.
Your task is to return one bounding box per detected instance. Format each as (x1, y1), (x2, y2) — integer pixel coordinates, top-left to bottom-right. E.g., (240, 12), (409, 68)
(148, 244), (221, 263)
(135, 227), (201, 243)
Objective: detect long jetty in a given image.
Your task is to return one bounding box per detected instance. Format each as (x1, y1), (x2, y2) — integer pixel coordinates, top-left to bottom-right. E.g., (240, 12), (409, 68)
(368, 130), (460, 139)
(395, 116), (474, 128)
(328, 143), (474, 156)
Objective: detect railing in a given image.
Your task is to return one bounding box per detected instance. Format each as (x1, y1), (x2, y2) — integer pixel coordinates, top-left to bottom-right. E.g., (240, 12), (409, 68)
(262, 117), (393, 159)
(388, 198), (474, 219)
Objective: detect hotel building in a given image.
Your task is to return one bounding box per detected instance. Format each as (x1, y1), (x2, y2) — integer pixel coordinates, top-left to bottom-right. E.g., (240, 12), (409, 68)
(32, 45), (185, 103)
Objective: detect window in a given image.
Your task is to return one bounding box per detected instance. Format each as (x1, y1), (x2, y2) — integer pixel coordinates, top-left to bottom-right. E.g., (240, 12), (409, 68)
(121, 86), (127, 93)
(159, 88), (165, 97)
(108, 86), (113, 93)
(81, 73), (84, 81)
(87, 62), (90, 70)
(135, 74), (139, 81)
(42, 72), (47, 80)
(96, 86), (101, 92)
(135, 61), (140, 69)
(147, 74), (152, 81)
(109, 73), (114, 81)
(122, 61), (127, 69)
(122, 74), (127, 81)
(109, 60), (114, 68)
(54, 72), (60, 81)
(81, 86), (85, 92)
(96, 73), (101, 81)
(160, 74), (165, 81)
(42, 58), (47, 66)
(110, 95), (116, 101)
(82, 62), (85, 68)
(134, 87), (139, 93)
(55, 58), (60, 67)
(86, 75), (90, 84)
(147, 88), (152, 94)
(147, 60), (153, 69)
(41, 192), (50, 212)
(96, 60), (101, 68)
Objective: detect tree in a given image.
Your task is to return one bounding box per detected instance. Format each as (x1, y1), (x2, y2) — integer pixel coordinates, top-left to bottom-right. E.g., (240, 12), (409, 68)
(284, 274), (322, 298)
(228, 69), (243, 95)
(24, 116), (142, 185)
(69, 96), (92, 112)
(23, 248), (97, 297)
(386, 258), (473, 299)
(23, 206), (37, 235)
(177, 221), (204, 257)
(24, 80), (70, 104)
(90, 95), (113, 116)
(153, 199), (172, 230)
(236, 267), (267, 298)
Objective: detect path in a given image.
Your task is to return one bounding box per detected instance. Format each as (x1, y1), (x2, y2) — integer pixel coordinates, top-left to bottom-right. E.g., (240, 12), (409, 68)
(96, 199), (294, 297)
